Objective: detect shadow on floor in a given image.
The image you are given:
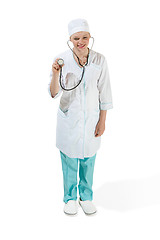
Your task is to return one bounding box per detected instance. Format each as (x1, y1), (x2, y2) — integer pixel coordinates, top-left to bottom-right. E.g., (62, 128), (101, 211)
(94, 173), (160, 211)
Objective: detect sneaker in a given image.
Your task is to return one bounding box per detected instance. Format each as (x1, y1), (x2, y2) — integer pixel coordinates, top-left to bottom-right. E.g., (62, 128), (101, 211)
(64, 200), (78, 215)
(79, 199), (97, 215)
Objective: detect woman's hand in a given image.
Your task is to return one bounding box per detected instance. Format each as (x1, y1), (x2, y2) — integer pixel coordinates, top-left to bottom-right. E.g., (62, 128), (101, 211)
(52, 58), (64, 74)
(94, 120), (105, 137)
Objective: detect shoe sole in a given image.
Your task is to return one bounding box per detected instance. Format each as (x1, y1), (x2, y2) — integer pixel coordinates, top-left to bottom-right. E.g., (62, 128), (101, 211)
(64, 211), (78, 216)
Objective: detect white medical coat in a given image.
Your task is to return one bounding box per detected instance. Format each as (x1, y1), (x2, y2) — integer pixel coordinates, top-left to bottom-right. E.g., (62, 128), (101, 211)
(48, 49), (113, 159)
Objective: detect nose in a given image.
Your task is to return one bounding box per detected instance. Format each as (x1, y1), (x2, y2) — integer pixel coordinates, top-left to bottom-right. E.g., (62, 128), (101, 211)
(78, 38), (84, 44)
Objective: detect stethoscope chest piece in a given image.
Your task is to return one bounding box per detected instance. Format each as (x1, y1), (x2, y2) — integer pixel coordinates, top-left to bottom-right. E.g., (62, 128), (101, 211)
(57, 58), (64, 67)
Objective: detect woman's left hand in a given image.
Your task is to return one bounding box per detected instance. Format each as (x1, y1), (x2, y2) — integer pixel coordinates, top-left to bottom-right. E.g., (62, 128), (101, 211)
(94, 120), (105, 137)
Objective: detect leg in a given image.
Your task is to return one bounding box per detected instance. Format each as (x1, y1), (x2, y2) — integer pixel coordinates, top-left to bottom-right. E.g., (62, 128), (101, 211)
(78, 153), (96, 201)
(60, 151), (78, 203)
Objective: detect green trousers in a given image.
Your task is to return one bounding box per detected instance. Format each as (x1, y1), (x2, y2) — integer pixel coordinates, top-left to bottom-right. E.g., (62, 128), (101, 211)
(60, 151), (96, 203)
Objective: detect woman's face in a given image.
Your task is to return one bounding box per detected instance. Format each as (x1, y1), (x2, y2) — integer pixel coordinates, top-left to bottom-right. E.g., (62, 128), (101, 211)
(70, 31), (91, 52)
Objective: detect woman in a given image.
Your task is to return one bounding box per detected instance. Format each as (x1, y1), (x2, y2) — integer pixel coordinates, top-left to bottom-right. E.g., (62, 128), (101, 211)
(48, 18), (113, 215)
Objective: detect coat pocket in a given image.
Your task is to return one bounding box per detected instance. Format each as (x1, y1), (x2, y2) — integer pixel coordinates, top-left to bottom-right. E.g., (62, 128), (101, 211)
(58, 107), (69, 118)
(56, 107), (69, 147)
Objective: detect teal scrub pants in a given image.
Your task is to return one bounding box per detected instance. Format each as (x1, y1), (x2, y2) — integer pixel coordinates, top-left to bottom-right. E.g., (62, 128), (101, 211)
(60, 151), (96, 203)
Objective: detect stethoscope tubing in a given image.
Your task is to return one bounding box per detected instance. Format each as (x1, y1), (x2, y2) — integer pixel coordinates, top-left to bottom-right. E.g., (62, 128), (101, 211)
(59, 37), (94, 91)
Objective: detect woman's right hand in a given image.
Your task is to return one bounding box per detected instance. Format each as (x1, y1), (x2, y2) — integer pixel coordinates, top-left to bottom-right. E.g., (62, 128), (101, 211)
(52, 58), (64, 74)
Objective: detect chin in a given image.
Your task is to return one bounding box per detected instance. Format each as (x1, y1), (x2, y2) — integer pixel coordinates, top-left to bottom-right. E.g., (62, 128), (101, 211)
(77, 46), (88, 51)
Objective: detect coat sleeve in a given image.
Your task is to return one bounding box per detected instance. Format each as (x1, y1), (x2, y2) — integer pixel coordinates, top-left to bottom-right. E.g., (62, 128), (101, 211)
(97, 57), (113, 110)
(48, 57), (63, 99)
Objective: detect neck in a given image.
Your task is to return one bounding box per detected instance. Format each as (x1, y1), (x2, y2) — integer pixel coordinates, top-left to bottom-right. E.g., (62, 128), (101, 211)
(73, 47), (89, 58)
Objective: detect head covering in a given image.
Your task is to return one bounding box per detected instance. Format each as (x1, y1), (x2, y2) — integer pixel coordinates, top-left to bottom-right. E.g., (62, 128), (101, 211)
(68, 18), (90, 37)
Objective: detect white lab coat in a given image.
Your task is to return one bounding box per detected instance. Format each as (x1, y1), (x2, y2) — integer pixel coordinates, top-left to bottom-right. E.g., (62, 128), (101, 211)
(48, 49), (113, 159)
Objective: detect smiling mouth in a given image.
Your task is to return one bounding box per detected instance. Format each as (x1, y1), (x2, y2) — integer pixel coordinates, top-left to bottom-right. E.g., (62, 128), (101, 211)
(77, 44), (85, 48)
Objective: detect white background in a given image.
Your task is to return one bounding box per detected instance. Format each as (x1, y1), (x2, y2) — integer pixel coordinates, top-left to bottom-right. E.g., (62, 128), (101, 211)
(0, 0), (160, 239)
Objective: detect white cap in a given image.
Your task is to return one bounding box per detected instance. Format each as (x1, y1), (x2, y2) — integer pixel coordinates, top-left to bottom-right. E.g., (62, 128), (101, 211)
(68, 18), (90, 37)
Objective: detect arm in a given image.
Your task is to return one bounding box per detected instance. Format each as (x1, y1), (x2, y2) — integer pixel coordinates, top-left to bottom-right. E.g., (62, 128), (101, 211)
(50, 72), (60, 97)
(95, 110), (107, 137)
(94, 57), (113, 137)
(48, 58), (64, 98)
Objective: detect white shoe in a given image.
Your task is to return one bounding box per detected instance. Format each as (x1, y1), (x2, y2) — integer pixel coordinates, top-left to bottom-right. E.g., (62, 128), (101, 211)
(64, 200), (78, 215)
(79, 199), (97, 215)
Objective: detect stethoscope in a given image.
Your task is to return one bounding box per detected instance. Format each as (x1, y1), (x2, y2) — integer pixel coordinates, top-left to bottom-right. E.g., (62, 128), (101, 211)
(57, 37), (94, 91)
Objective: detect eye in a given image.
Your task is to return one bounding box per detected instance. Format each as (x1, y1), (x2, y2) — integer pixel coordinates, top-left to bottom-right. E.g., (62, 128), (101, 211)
(83, 37), (87, 39)
(74, 38), (79, 40)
